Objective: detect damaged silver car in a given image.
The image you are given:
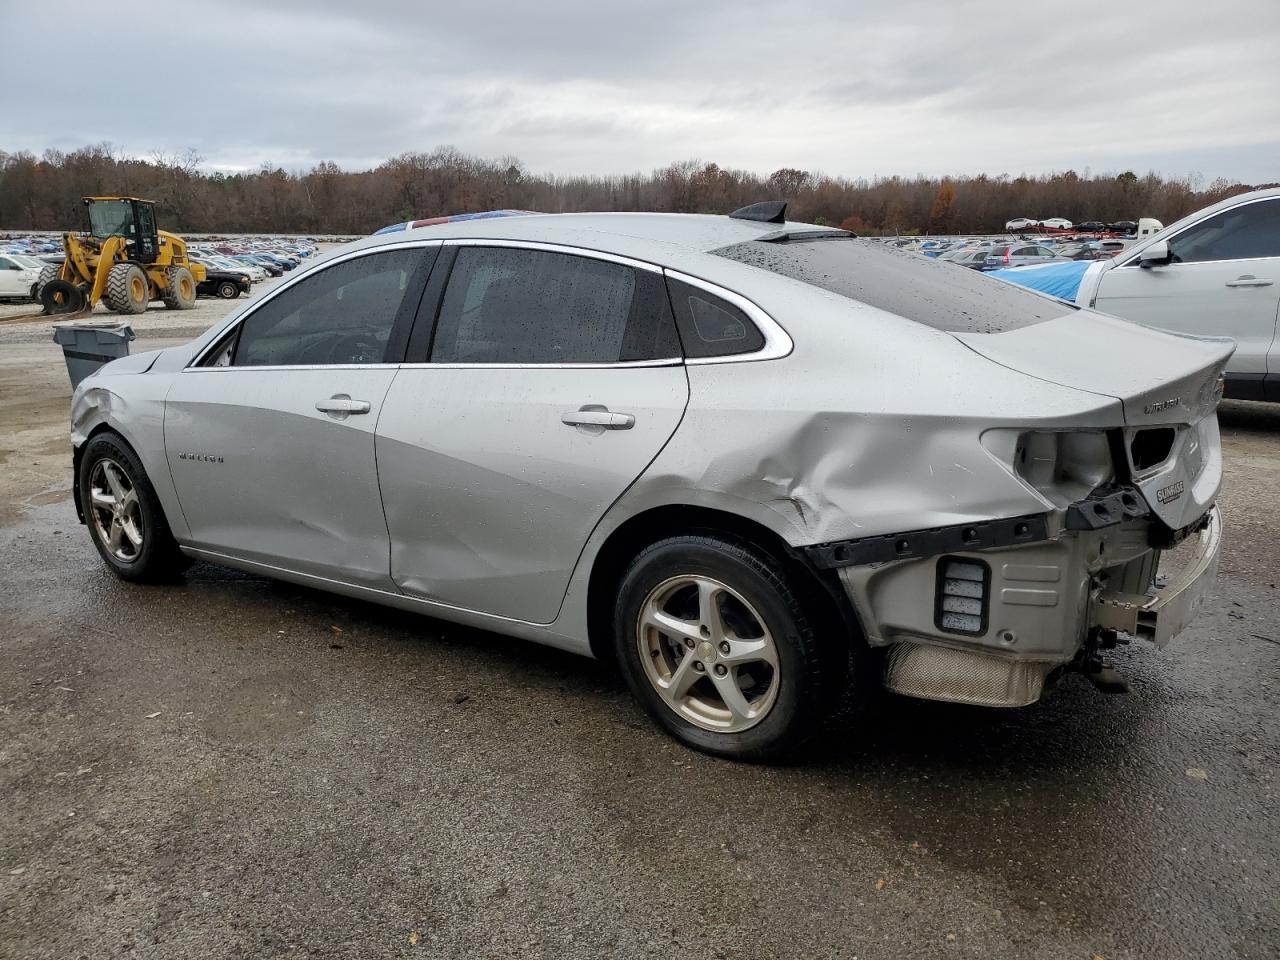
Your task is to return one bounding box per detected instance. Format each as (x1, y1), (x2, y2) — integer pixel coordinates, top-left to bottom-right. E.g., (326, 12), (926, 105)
(69, 203), (1229, 760)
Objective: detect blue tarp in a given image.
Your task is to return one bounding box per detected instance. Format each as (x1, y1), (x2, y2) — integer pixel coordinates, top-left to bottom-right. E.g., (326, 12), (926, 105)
(986, 260), (1093, 303)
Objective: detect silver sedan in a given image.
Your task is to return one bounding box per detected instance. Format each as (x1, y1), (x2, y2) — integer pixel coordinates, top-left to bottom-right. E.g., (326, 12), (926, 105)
(70, 204), (1229, 760)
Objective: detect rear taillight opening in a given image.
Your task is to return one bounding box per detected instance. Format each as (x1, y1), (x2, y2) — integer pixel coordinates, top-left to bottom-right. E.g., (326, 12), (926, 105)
(1130, 428), (1176, 472)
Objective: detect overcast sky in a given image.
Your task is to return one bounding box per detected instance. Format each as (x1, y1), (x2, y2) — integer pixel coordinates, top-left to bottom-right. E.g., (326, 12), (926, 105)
(3, 0), (1277, 183)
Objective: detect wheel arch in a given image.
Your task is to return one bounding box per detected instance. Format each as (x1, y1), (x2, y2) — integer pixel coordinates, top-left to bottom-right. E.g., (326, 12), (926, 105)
(584, 502), (866, 667)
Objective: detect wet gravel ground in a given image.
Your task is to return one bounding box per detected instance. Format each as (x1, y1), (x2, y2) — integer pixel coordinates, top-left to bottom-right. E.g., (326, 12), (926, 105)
(0, 314), (1277, 957)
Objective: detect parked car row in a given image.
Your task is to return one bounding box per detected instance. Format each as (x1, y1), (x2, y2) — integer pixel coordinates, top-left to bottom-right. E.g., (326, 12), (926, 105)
(1002, 217), (1162, 237)
(885, 235), (1125, 271)
(0, 232), (320, 304)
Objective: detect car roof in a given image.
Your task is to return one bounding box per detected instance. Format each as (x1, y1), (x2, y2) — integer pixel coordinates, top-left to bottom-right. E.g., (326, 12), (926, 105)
(346, 212), (833, 266)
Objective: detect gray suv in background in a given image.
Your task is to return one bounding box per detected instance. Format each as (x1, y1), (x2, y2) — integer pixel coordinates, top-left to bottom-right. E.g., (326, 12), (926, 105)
(982, 243), (1072, 270)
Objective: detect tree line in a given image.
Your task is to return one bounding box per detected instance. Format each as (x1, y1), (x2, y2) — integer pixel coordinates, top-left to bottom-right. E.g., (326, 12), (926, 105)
(0, 143), (1268, 237)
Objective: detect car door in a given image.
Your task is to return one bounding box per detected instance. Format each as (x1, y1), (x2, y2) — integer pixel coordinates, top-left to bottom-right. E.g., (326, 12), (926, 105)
(164, 243), (436, 588)
(0, 256), (24, 296)
(1093, 196), (1280, 375)
(376, 241), (690, 624)
(1008, 245), (1044, 267)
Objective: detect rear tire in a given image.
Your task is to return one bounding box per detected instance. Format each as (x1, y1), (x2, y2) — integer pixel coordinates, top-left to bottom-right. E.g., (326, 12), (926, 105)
(105, 263), (149, 314)
(162, 266), (197, 309)
(216, 280), (240, 299)
(79, 432), (190, 583)
(613, 534), (832, 762)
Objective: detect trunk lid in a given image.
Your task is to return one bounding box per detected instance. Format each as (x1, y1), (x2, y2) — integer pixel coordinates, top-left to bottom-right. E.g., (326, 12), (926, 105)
(953, 310), (1234, 529)
(952, 310), (1233, 426)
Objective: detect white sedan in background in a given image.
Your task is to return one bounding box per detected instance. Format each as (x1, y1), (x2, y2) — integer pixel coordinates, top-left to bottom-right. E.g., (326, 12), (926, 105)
(0, 253), (45, 301)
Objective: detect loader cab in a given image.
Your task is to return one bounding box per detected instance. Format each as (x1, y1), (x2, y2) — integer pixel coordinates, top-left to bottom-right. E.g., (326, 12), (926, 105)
(83, 197), (160, 263)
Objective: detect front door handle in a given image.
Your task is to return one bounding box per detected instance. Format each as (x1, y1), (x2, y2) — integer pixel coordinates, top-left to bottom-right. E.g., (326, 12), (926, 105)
(315, 394), (371, 420)
(1225, 276), (1274, 287)
(561, 406), (635, 430)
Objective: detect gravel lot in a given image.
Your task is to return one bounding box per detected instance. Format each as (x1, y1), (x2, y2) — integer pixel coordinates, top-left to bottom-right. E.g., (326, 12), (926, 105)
(0, 286), (1277, 959)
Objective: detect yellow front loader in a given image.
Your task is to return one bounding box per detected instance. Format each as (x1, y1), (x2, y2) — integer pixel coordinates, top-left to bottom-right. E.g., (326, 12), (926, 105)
(39, 197), (206, 316)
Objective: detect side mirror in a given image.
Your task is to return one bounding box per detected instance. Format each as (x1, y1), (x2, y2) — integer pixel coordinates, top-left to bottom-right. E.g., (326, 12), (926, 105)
(1138, 239), (1172, 268)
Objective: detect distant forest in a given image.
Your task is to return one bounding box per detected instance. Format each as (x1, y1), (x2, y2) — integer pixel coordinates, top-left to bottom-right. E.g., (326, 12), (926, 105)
(0, 144), (1271, 236)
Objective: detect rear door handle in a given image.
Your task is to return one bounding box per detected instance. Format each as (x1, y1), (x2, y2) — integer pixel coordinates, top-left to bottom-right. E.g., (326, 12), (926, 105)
(315, 394), (371, 419)
(561, 406), (635, 430)
(1225, 276), (1274, 287)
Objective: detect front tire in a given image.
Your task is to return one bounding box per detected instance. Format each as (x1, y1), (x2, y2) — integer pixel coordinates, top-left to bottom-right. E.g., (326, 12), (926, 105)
(162, 266), (197, 309)
(105, 263), (149, 314)
(216, 280), (240, 299)
(614, 535), (829, 761)
(79, 433), (190, 583)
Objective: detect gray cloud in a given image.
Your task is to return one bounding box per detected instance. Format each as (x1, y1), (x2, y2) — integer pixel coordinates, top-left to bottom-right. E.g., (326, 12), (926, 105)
(2, 0), (1277, 182)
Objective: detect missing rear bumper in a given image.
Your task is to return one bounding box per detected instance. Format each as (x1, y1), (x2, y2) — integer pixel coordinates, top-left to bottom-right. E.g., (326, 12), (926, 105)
(1091, 506), (1221, 649)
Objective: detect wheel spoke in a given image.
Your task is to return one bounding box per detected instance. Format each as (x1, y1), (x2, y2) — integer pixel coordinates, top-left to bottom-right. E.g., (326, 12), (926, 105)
(657, 651), (699, 705)
(697, 579), (727, 642)
(642, 605), (701, 646)
(90, 488), (115, 509)
(710, 668), (754, 722)
(720, 636), (778, 669)
(103, 463), (127, 502)
(107, 518), (125, 553)
(121, 518), (143, 549)
(120, 488), (139, 512)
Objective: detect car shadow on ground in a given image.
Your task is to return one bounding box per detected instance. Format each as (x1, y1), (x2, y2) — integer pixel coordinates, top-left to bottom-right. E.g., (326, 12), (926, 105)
(184, 558), (1158, 783)
(1218, 397), (1280, 432)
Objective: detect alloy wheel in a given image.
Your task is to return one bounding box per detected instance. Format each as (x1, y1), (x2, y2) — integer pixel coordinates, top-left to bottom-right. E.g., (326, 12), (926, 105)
(636, 574), (780, 732)
(88, 458), (144, 562)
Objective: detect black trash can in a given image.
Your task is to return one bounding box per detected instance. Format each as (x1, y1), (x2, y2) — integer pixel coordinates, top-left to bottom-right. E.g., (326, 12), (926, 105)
(52, 322), (136, 389)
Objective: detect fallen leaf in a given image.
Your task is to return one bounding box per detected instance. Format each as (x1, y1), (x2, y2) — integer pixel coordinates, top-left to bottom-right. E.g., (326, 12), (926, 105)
(145, 712), (161, 720)
(330, 625), (343, 635)
(408, 931), (419, 946)
(1185, 767), (1209, 781)
(874, 878), (886, 890)
(946, 932), (957, 942)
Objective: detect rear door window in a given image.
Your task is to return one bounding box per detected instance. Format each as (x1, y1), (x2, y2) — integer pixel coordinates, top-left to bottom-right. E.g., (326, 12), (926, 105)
(428, 246), (679, 364)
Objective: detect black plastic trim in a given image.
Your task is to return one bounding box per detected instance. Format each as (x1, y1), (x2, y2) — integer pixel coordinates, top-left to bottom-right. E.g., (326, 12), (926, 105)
(1224, 372), (1280, 403)
(806, 513), (1049, 570)
(729, 200), (787, 223)
(1150, 508), (1213, 550)
(755, 229), (854, 243)
(1064, 485), (1150, 530)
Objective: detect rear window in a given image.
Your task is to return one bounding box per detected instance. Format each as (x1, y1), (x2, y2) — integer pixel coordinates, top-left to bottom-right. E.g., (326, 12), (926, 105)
(711, 237), (1070, 334)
